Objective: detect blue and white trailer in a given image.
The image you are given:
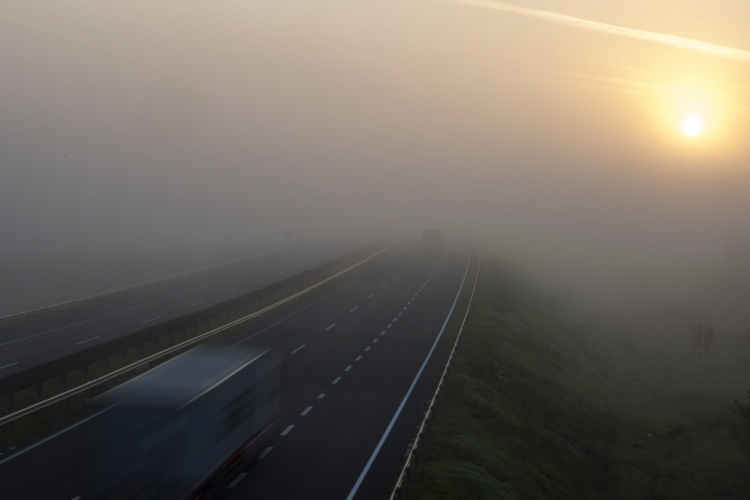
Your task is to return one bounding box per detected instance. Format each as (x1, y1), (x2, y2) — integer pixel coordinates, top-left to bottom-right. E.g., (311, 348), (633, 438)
(92, 345), (281, 499)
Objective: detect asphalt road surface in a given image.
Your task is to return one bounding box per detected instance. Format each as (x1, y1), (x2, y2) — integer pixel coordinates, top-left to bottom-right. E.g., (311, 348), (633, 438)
(0, 245), (338, 376)
(0, 244), (470, 500)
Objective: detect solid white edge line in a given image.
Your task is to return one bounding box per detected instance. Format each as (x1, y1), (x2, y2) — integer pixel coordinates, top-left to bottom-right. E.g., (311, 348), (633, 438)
(345, 252), (469, 500)
(141, 316), (160, 324)
(0, 362), (19, 370)
(75, 336), (101, 345)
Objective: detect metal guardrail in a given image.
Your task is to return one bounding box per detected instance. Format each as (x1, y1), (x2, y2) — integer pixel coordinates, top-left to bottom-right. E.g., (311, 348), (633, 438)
(389, 249), (481, 500)
(0, 240), (397, 427)
(0, 245), (292, 323)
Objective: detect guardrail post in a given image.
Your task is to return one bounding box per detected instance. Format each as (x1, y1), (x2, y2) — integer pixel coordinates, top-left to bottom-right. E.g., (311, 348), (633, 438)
(62, 356), (68, 390)
(38, 365), (43, 400)
(405, 466), (411, 485)
(10, 374), (15, 412)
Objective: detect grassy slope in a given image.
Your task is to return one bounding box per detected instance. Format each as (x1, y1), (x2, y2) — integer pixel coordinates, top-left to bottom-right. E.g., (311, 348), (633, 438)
(405, 257), (750, 500)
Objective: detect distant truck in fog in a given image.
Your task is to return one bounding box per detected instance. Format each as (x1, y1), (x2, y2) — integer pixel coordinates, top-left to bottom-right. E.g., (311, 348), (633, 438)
(93, 345), (281, 500)
(422, 229), (443, 257)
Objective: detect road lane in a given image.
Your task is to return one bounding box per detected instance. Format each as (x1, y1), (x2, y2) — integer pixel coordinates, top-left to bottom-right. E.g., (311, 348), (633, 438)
(0, 246), (339, 374)
(0, 245), (469, 500)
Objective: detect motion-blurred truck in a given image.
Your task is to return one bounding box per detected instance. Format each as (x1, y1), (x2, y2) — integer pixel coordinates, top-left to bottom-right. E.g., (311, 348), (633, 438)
(93, 345), (281, 500)
(422, 229), (443, 257)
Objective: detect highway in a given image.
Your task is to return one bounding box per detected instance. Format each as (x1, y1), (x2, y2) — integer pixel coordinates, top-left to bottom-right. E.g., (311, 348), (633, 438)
(0, 244), (471, 500)
(0, 245), (340, 376)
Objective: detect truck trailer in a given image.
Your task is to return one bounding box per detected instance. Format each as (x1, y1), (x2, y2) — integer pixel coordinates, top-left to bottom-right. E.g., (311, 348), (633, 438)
(92, 345), (281, 500)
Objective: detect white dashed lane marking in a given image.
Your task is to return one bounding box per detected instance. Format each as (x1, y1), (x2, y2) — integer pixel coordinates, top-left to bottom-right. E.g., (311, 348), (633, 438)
(345, 365), (352, 371)
(350, 306), (358, 313)
(259, 447), (273, 459)
(365, 346), (371, 352)
(227, 472), (246, 489)
(333, 377), (342, 384)
(326, 323), (336, 331)
(291, 344), (305, 354)
(301, 406), (313, 416)
(280, 425), (295, 436)
(356, 355), (363, 361)
(368, 293), (374, 298)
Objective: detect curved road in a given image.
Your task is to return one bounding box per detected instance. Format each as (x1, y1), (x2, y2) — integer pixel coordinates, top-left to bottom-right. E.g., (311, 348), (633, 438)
(0, 243), (471, 500)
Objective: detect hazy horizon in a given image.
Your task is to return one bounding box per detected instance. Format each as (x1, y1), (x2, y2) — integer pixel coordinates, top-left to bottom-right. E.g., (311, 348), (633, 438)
(2, 0), (749, 326)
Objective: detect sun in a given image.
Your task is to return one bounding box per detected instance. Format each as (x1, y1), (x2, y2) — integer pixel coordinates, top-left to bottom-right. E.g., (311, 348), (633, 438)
(682, 116), (703, 137)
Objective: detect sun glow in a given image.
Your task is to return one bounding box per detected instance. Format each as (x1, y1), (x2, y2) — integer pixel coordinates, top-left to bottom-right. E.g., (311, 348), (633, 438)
(682, 116), (704, 136)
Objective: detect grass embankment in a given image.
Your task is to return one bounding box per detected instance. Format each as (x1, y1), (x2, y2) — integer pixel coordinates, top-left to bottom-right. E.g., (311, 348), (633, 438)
(405, 257), (750, 499)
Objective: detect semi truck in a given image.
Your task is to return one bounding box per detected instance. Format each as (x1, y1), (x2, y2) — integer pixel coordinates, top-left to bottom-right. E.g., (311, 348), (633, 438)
(92, 345), (281, 499)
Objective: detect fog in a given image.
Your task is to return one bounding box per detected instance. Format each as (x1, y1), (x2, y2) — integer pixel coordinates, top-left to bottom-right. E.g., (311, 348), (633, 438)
(2, 0), (750, 328)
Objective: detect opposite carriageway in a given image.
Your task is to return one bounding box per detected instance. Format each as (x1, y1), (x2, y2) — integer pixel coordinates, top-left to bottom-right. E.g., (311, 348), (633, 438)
(0, 245), (342, 376)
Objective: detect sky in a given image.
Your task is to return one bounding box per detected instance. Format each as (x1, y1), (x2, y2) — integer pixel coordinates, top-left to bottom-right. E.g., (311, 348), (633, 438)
(1, 0), (749, 319)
